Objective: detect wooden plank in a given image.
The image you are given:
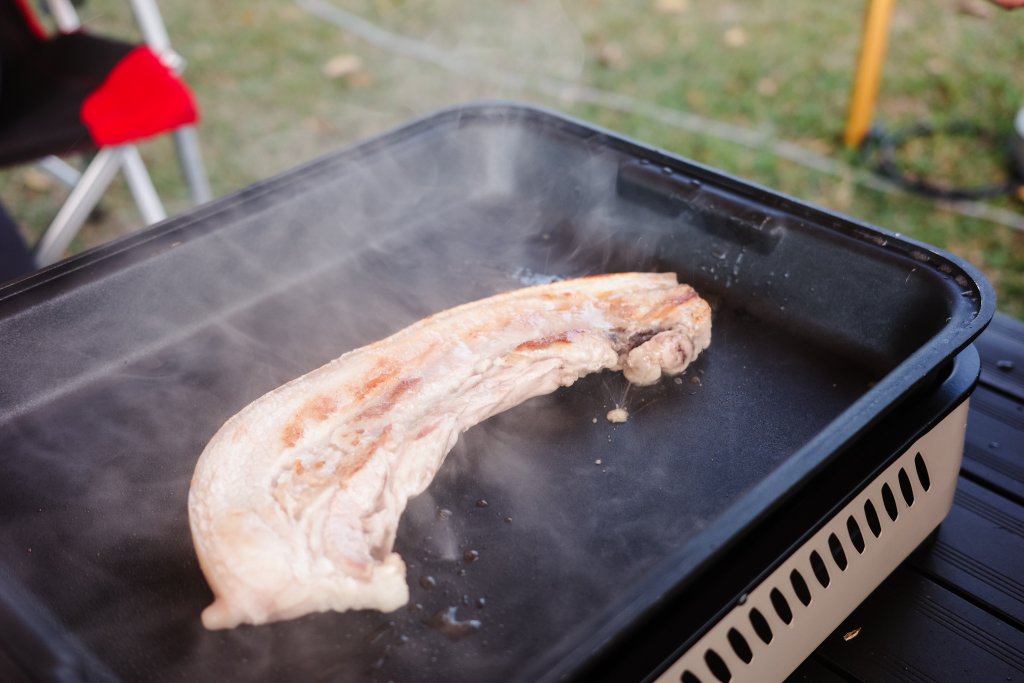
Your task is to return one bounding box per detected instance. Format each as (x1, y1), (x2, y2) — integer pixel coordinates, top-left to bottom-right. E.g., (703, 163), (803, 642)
(811, 567), (1024, 682)
(976, 313), (1024, 400)
(909, 478), (1024, 627)
(786, 654), (858, 682)
(961, 386), (1024, 504)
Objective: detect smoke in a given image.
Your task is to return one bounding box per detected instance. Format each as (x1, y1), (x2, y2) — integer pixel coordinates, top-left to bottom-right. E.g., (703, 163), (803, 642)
(0, 84), (906, 680)
(295, 0), (587, 88)
(412, 1), (586, 83)
(0, 4), (928, 679)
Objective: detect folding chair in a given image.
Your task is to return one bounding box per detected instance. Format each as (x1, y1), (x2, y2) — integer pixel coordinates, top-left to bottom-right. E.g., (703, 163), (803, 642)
(0, 0), (211, 267)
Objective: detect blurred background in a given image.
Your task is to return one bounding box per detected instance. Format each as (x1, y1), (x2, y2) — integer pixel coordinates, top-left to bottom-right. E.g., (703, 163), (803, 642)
(1, 0), (1022, 315)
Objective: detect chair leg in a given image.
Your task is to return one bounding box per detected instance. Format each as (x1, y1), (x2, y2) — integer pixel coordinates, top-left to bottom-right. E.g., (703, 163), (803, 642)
(38, 156), (82, 189)
(173, 126), (213, 204)
(121, 145), (167, 225)
(128, 0), (175, 59)
(34, 147), (124, 267)
(43, 0), (82, 32)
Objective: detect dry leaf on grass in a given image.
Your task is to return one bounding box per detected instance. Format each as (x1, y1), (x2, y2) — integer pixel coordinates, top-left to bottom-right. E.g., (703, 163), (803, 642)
(654, 0), (689, 13)
(756, 77), (779, 97)
(957, 0), (993, 19)
(723, 26), (748, 47)
(322, 54), (364, 79)
(596, 41), (627, 68)
(347, 71), (373, 88)
(22, 168), (55, 193)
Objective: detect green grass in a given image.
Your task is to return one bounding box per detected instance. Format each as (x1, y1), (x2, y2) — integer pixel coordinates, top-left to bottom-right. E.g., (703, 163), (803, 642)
(2, 0), (1022, 316)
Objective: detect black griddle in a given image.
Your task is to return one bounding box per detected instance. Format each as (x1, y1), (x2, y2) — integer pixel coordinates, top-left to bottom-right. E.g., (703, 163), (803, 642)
(0, 104), (995, 682)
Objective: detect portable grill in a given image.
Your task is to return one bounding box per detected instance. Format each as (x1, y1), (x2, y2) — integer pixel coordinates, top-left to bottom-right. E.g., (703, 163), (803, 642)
(0, 104), (994, 683)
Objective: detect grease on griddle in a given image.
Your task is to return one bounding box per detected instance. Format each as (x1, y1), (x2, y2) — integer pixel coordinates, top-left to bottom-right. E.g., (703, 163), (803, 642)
(432, 606), (482, 640)
(419, 575), (437, 591)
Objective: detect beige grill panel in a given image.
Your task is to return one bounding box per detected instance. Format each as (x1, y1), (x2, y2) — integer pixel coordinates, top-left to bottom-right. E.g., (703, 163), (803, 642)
(656, 400), (970, 683)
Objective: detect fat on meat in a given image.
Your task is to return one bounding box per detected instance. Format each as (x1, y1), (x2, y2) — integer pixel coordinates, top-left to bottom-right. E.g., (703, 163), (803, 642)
(189, 272), (711, 629)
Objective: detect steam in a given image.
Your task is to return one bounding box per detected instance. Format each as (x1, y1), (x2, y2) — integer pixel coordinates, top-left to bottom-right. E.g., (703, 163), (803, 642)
(414, 1), (586, 82)
(296, 0), (1024, 234)
(0, 9), (892, 679)
(3, 97), (688, 677)
(296, 0), (587, 88)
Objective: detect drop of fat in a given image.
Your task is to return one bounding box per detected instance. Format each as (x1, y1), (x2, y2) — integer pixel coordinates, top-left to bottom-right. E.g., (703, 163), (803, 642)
(432, 606), (482, 640)
(606, 407), (629, 423)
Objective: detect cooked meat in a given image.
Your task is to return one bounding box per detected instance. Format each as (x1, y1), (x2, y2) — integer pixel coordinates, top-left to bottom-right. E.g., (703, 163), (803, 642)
(189, 272), (711, 629)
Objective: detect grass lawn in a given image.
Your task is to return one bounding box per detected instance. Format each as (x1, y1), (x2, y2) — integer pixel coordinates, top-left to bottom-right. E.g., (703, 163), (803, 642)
(2, 0), (1022, 316)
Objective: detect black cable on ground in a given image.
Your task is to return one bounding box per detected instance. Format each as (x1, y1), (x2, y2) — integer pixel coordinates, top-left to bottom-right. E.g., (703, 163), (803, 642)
(863, 120), (1023, 202)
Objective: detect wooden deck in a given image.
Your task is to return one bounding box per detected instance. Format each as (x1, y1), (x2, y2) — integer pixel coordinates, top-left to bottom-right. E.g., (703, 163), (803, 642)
(790, 313), (1024, 682)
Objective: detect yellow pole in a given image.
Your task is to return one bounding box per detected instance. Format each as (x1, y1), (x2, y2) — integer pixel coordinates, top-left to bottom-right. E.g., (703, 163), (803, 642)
(844, 0), (896, 148)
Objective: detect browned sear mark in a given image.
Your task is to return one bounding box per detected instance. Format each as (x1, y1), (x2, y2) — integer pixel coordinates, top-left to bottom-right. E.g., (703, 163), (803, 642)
(293, 459), (329, 476)
(643, 289), (698, 322)
(281, 395), (337, 448)
(306, 395), (334, 421)
(281, 423), (300, 449)
(337, 425), (392, 482)
(414, 422), (440, 440)
(356, 377), (423, 420)
(353, 364), (400, 402)
(515, 330), (580, 352)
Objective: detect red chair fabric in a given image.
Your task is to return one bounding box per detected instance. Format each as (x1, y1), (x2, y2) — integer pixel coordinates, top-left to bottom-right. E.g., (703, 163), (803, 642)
(0, 0), (198, 166)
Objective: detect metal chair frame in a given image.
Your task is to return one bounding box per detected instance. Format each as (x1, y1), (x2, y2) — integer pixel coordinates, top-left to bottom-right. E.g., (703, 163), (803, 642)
(32, 0), (211, 266)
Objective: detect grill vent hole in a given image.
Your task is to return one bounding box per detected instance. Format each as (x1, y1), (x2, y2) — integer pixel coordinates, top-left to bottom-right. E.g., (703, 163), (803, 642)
(704, 649), (731, 682)
(847, 515), (866, 554)
(749, 608), (773, 644)
(790, 569), (812, 606)
(864, 500), (882, 537)
(809, 550), (830, 587)
(727, 628), (753, 664)
(915, 452), (931, 491)
(770, 588), (793, 625)
(882, 483), (899, 521)
(681, 671), (702, 683)
(898, 467), (915, 506)
(828, 533), (849, 571)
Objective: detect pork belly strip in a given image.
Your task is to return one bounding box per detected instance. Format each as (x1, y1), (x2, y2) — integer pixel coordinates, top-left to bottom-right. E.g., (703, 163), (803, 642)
(189, 272), (711, 629)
